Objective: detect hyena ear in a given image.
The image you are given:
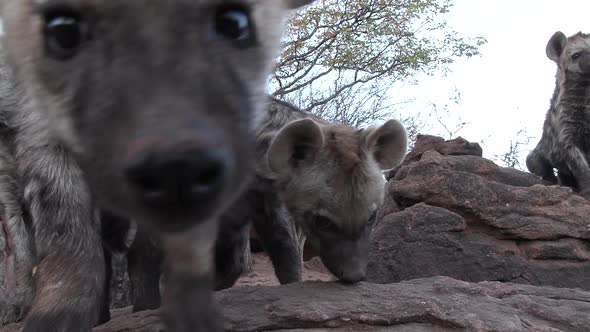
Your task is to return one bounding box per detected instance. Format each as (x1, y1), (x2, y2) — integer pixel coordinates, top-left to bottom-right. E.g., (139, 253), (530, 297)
(364, 119), (407, 171)
(268, 118), (325, 175)
(285, 0), (316, 9)
(546, 31), (567, 62)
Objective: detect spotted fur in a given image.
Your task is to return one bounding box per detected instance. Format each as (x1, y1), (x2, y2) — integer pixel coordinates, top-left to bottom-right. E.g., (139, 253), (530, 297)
(527, 31), (590, 198)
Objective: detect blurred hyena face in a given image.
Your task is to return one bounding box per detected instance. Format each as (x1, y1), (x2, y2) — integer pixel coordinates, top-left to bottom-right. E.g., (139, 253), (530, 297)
(267, 119), (407, 282)
(0, 0), (309, 232)
(547, 31), (590, 79)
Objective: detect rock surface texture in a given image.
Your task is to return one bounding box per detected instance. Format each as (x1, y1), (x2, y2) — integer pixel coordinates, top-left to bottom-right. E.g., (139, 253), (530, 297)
(5, 276), (590, 332)
(369, 135), (590, 290)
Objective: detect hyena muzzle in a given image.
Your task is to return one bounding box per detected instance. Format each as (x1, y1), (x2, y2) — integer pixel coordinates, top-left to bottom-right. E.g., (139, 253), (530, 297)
(526, 31), (590, 198)
(0, 0), (314, 331)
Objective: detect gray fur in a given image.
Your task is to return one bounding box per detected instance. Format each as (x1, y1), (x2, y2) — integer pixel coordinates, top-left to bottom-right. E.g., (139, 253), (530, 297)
(0, 0), (314, 331)
(0, 135), (35, 325)
(526, 31), (590, 197)
(0, 44), (108, 331)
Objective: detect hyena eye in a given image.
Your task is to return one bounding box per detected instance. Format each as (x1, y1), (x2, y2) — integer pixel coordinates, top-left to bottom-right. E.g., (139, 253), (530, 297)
(214, 5), (255, 47)
(572, 52), (582, 60)
(43, 10), (87, 60)
(314, 215), (338, 233)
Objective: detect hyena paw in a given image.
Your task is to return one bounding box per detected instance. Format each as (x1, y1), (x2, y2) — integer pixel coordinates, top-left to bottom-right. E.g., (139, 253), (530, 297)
(277, 271), (303, 285)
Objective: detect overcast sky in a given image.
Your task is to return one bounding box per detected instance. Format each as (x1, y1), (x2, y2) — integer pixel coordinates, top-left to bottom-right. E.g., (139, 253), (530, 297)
(395, 0), (590, 168)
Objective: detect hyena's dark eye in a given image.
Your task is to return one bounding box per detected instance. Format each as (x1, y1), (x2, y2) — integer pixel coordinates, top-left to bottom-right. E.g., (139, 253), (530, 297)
(43, 10), (86, 60)
(314, 215), (338, 233)
(214, 5), (255, 47)
(572, 52), (582, 60)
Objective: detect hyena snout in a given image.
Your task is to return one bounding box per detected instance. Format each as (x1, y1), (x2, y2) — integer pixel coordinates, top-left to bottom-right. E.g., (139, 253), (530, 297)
(125, 143), (231, 210)
(319, 236), (369, 284)
(333, 266), (366, 283)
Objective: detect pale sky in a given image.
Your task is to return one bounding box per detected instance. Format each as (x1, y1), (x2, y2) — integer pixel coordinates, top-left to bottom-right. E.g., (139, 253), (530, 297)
(396, 0), (590, 168)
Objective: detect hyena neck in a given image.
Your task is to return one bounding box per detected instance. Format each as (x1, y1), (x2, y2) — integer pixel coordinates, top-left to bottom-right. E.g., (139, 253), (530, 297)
(257, 98), (321, 138)
(555, 74), (590, 115)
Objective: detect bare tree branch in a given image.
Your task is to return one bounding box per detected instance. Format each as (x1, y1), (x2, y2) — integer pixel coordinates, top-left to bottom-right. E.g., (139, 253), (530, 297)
(271, 0), (487, 129)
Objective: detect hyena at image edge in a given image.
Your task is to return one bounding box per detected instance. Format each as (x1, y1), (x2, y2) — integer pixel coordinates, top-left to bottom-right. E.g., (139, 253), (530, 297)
(526, 31), (590, 198)
(0, 0), (315, 331)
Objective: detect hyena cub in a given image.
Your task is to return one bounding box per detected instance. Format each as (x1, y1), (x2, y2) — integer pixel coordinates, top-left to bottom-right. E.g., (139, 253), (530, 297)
(0, 1), (313, 331)
(217, 97), (408, 287)
(526, 31), (590, 198)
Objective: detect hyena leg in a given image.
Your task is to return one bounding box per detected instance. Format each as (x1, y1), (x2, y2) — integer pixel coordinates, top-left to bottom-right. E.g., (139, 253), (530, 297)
(19, 146), (104, 332)
(98, 246), (112, 325)
(557, 170), (581, 195)
(214, 196), (253, 290)
(128, 226), (163, 312)
(294, 223), (306, 261)
(251, 192), (302, 284)
(214, 220), (250, 290)
(99, 210), (135, 321)
(561, 146), (590, 198)
(160, 221), (223, 332)
(526, 148), (557, 183)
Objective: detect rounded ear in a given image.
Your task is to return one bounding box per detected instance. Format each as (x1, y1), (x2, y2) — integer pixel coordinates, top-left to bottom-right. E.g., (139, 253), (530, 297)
(546, 31), (567, 62)
(285, 0), (315, 9)
(267, 118), (325, 175)
(364, 119), (407, 171)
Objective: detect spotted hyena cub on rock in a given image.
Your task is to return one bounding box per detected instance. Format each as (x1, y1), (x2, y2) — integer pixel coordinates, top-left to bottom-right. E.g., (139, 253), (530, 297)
(527, 31), (590, 198)
(0, 1), (313, 331)
(214, 97), (408, 288)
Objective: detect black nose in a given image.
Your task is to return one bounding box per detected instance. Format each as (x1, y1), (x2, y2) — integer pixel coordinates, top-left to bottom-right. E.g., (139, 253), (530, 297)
(338, 269), (366, 284)
(125, 148), (229, 208)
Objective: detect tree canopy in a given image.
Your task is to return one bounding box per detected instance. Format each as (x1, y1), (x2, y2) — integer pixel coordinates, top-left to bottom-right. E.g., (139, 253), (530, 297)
(271, 0), (487, 129)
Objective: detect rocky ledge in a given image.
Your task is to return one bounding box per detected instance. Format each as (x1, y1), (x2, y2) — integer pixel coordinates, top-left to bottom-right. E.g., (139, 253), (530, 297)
(370, 135), (590, 291)
(5, 276), (588, 332)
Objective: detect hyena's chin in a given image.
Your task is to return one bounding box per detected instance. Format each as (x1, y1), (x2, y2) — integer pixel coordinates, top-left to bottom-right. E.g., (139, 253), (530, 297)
(114, 174), (242, 234)
(98, 188), (228, 234)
